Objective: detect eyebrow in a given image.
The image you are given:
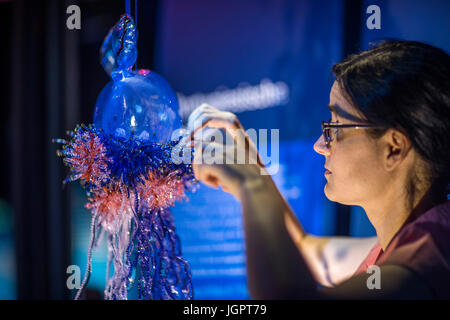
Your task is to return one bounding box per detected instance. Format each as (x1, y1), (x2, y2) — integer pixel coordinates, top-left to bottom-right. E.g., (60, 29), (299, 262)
(328, 104), (365, 123)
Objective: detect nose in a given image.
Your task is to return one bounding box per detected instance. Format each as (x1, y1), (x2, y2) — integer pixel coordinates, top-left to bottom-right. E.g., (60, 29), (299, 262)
(313, 134), (331, 157)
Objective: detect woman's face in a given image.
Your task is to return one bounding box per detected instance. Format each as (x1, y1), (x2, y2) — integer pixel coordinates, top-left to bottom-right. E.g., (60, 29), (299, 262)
(313, 81), (388, 206)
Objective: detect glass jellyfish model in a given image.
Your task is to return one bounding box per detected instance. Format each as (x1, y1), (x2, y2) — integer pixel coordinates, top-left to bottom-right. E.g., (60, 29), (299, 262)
(55, 14), (196, 300)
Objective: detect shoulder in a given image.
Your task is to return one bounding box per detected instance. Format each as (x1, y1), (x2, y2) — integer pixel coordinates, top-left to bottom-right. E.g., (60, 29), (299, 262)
(378, 200), (450, 299)
(384, 200), (450, 255)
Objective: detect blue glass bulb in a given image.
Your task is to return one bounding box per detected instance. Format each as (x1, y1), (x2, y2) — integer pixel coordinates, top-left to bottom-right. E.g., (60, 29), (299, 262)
(94, 14), (181, 144)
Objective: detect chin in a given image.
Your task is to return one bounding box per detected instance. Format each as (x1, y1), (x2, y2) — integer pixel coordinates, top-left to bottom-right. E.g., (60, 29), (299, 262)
(324, 183), (352, 205)
(324, 183), (335, 201)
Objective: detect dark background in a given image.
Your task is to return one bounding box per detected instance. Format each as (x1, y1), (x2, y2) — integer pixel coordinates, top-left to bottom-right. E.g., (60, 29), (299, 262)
(0, 0), (449, 299)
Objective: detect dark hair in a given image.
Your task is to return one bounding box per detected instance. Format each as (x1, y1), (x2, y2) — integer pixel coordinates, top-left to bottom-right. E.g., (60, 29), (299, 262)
(332, 40), (450, 208)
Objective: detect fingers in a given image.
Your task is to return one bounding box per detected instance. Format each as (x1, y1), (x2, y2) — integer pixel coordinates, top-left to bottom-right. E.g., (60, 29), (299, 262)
(187, 104), (242, 140)
(193, 140), (228, 165)
(186, 104), (265, 168)
(194, 128), (261, 166)
(187, 104), (235, 130)
(192, 141), (230, 190)
(187, 103), (218, 130)
(192, 135), (267, 198)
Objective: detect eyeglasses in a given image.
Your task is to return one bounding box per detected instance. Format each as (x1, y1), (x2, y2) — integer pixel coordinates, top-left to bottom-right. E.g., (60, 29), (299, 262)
(321, 120), (383, 148)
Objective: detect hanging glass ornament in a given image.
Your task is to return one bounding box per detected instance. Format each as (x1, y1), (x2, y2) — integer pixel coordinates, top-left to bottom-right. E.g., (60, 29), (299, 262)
(54, 13), (196, 300)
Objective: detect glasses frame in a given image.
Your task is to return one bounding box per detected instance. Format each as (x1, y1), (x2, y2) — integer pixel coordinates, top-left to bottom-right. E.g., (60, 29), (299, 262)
(321, 121), (384, 148)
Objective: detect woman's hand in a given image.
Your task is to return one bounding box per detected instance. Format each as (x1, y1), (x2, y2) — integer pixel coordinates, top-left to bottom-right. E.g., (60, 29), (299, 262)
(186, 104), (267, 200)
(184, 104), (325, 298)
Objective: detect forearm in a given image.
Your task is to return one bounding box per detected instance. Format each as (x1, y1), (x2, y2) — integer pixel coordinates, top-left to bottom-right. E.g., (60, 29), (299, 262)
(239, 173), (317, 299)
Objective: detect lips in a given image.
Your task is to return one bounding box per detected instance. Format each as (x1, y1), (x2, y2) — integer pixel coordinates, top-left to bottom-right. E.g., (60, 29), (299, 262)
(325, 167), (332, 175)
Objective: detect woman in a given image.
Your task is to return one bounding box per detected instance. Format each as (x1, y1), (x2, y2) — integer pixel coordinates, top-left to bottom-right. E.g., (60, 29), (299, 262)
(186, 41), (450, 299)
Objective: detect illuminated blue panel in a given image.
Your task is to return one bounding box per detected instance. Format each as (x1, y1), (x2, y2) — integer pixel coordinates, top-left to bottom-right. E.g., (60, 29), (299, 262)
(172, 187), (248, 299)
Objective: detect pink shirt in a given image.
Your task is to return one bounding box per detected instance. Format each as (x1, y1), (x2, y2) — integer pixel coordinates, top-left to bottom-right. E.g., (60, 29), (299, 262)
(354, 200), (450, 299)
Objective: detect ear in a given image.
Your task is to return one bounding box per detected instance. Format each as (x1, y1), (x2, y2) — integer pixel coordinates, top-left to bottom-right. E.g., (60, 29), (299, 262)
(382, 129), (412, 172)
